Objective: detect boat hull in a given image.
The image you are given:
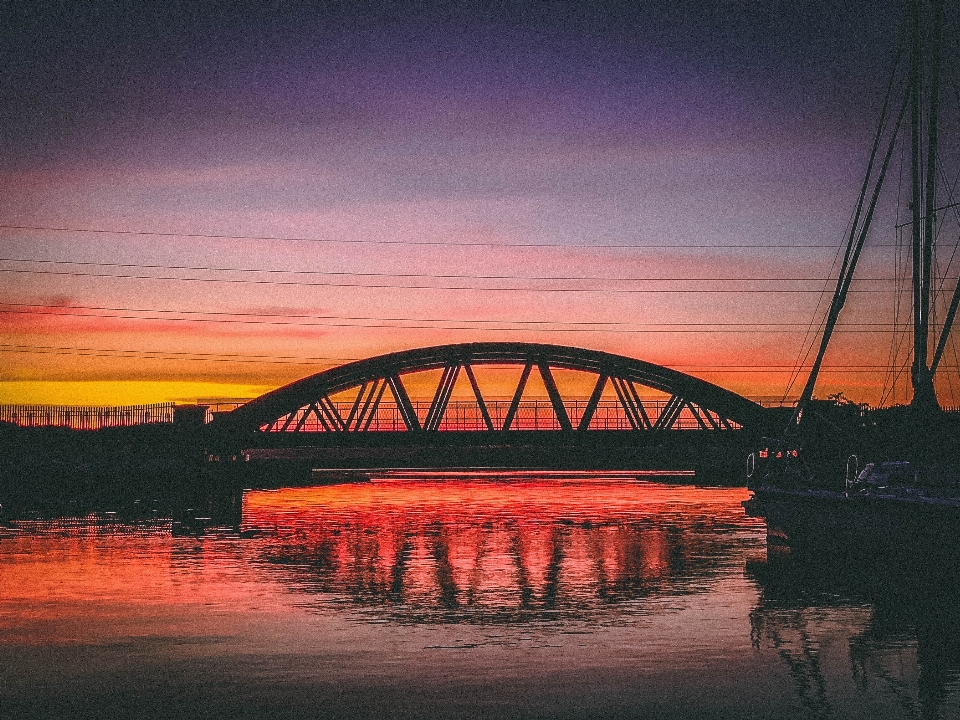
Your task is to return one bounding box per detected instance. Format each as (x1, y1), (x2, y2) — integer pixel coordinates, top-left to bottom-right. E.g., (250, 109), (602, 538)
(744, 487), (960, 562)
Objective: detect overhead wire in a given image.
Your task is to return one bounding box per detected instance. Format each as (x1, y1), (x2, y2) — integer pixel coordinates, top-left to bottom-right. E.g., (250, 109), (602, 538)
(0, 257), (909, 284)
(2, 342), (948, 372)
(0, 224), (902, 250)
(0, 266), (918, 293)
(0, 302), (922, 333)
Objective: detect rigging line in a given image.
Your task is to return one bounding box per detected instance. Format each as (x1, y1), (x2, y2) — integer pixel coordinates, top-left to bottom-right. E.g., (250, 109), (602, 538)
(0, 301), (919, 328)
(0, 224), (884, 250)
(930, 155), (960, 372)
(839, 39), (904, 292)
(881, 228), (913, 405)
(0, 307), (908, 332)
(795, 82), (910, 416)
(781, 249), (844, 403)
(883, 350), (915, 406)
(783, 246), (851, 401)
(0, 268), (905, 292)
(932, 237), (940, 346)
(881, 339), (911, 406)
(783, 209), (880, 400)
(885, 227), (916, 406)
(950, 332), (960, 398)
(784, 49), (907, 405)
(882, 143), (911, 404)
(0, 259), (905, 284)
(882, 236), (902, 403)
(893, 160), (916, 387)
(788, 34), (910, 405)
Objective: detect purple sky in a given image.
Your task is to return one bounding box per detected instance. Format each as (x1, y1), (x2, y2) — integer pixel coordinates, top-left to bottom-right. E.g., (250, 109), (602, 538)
(2, 0), (959, 407)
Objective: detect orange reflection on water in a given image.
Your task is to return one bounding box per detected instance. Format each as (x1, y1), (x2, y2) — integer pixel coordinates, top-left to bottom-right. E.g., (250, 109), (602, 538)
(0, 527), (294, 647)
(242, 475), (760, 619)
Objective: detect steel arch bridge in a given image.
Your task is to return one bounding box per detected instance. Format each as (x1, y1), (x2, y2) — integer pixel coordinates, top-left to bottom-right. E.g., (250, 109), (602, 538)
(211, 342), (765, 438)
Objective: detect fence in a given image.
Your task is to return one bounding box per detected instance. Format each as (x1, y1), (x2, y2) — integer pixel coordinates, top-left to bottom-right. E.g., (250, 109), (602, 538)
(264, 399), (739, 432)
(0, 403), (176, 430)
(9, 398), (944, 432)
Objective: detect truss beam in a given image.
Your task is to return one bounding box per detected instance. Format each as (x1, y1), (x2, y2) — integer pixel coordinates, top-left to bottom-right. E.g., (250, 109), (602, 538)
(215, 342), (764, 436)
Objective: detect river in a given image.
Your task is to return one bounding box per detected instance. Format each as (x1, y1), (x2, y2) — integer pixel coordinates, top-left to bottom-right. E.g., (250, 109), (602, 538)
(2, 473), (958, 719)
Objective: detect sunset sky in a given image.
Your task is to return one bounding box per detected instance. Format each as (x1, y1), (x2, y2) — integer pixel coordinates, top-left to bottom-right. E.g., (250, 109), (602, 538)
(2, 0), (959, 408)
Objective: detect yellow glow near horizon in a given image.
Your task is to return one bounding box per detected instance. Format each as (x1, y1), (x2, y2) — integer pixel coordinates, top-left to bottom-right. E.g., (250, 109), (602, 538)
(0, 381), (277, 406)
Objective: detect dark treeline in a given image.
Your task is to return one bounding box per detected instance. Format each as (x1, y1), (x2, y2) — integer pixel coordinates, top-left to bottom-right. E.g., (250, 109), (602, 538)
(9, 404), (956, 520)
(0, 422), (208, 519)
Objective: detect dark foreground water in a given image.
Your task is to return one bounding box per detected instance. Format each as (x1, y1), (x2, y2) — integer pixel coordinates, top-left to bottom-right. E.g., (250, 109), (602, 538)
(2, 473), (959, 719)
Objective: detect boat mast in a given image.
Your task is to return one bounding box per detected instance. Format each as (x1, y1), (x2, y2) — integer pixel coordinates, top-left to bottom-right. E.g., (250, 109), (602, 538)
(910, 0), (942, 413)
(787, 0), (949, 428)
(928, 0), (959, 378)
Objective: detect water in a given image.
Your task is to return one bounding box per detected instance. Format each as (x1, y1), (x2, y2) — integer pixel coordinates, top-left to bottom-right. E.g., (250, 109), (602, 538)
(2, 473), (959, 719)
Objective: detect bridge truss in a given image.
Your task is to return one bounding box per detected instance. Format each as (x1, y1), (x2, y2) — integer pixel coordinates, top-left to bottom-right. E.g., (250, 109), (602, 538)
(213, 343), (765, 437)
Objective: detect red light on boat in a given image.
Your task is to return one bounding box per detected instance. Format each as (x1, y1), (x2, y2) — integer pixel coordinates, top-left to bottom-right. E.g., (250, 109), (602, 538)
(759, 449), (768, 459)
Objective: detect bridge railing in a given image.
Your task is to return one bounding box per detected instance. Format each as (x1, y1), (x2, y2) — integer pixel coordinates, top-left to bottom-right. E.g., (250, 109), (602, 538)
(269, 399), (736, 431)
(0, 403), (176, 430)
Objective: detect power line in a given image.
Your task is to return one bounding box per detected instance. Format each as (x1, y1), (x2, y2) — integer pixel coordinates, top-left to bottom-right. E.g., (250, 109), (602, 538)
(0, 343), (340, 365)
(0, 224), (860, 250)
(0, 257), (905, 284)
(0, 304), (922, 333)
(0, 267), (908, 293)
(0, 301), (768, 327)
(3, 343), (949, 372)
(2, 301), (920, 326)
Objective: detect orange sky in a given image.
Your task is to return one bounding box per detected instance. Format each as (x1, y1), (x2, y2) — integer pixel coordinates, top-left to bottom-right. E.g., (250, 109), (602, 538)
(3, 216), (948, 407)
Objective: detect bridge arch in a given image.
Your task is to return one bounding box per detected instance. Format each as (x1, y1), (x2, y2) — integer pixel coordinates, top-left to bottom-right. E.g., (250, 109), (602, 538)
(211, 343), (765, 437)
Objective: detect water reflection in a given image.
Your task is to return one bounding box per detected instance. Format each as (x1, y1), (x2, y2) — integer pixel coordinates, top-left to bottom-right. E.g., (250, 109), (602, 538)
(748, 547), (960, 719)
(4, 475), (960, 718)
(241, 478), (759, 623)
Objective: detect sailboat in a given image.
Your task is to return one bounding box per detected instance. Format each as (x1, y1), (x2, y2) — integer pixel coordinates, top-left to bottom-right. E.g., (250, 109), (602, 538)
(743, 0), (960, 556)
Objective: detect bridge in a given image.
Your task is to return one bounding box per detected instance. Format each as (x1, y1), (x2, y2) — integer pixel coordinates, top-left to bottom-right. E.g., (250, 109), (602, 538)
(206, 342), (771, 480)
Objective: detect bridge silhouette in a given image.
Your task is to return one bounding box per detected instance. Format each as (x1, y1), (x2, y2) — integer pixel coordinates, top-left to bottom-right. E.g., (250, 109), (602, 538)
(206, 342), (770, 479)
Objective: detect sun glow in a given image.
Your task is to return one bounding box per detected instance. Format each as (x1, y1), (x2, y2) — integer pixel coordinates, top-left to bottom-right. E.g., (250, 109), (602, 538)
(0, 381), (273, 406)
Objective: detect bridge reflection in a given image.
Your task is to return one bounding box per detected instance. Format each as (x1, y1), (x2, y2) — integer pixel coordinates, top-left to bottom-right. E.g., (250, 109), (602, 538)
(240, 476), (758, 621)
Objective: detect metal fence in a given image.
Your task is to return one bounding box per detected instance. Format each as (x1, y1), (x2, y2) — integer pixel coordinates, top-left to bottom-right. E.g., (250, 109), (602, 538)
(8, 398), (946, 432)
(266, 399), (737, 432)
(0, 403), (176, 429)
